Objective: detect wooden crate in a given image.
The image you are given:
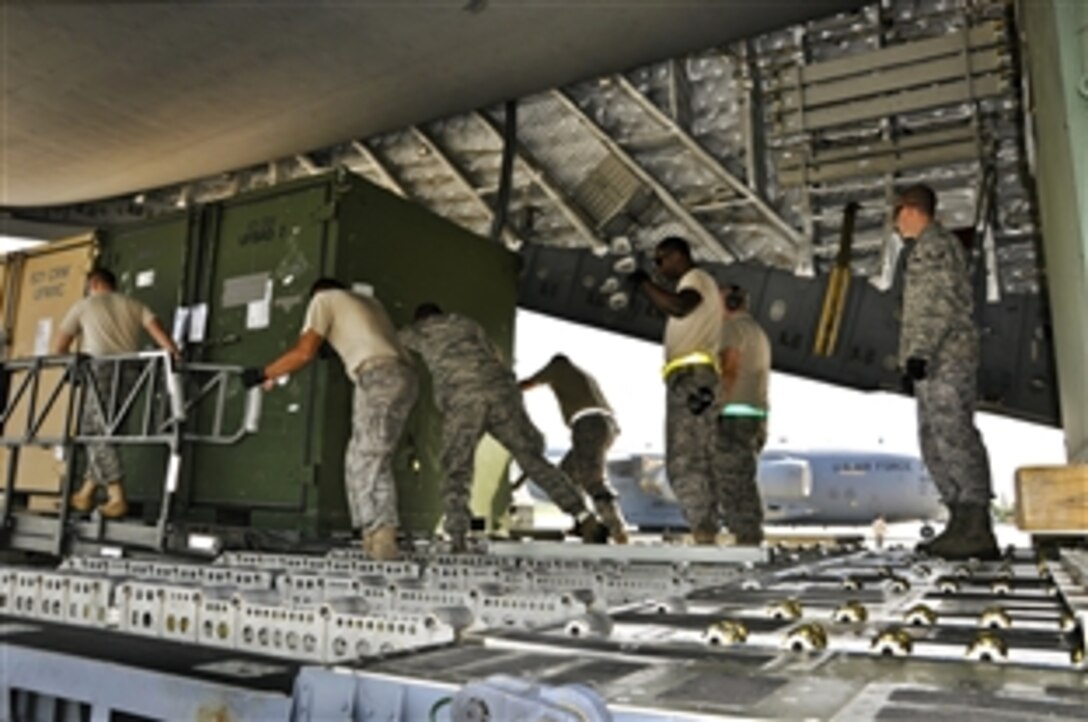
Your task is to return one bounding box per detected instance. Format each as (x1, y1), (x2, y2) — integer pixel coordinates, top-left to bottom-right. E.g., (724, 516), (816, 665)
(1015, 465), (1088, 532)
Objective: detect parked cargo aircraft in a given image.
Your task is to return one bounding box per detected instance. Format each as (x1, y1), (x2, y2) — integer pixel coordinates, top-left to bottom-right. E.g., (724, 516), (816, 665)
(611, 449), (943, 530)
(518, 448), (943, 532)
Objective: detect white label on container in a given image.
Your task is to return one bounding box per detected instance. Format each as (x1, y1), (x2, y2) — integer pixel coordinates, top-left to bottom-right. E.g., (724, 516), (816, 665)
(245, 280), (273, 330)
(172, 306), (190, 346)
(222, 273), (270, 308)
(166, 453), (181, 493)
(33, 317), (53, 356)
(136, 270), (155, 288)
(188, 304), (208, 343)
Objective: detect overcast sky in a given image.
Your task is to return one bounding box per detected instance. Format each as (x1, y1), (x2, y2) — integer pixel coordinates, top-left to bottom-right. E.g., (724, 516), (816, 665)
(513, 310), (1066, 506)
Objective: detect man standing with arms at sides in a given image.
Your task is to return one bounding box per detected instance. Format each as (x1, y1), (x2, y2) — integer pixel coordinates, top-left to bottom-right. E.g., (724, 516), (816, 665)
(519, 354), (629, 543)
(242, 278), (418, 561)
(630, 236), (724, 544)
(399, 304), (609, 552)
(716, 284), (769, 545)
(895, 184), (997, 560)
(54, 268), (180, 518)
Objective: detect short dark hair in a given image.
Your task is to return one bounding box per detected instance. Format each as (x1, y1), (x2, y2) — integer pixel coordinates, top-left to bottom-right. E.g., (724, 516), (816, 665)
(550, 353), (571, 365)
(310, 277), (346, 298)
(724, 284), (748, 311)
(655, 235), (692, 261)
(87, 268), (116, 289)
(896, 184), (937, 218)
(414, 302), (443, 321)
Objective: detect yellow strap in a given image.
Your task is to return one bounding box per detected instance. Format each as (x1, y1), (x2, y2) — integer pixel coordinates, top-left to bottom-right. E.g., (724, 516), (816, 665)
(662, 352), (718, 380)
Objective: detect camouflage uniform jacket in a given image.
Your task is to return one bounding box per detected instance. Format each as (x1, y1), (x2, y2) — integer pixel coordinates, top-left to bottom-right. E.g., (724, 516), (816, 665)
(398, 313), (513, 409)
(899, 221), (976, 367)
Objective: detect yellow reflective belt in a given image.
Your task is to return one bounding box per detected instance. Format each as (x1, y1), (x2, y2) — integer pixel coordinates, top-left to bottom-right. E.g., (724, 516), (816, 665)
(662, 352), (718, 380)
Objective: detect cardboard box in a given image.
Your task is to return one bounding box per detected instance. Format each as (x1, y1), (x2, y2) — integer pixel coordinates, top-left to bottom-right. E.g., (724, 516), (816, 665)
(0, 493), (62, 514)
(0, 238), (95, 493)
(26, 494), (62, 514)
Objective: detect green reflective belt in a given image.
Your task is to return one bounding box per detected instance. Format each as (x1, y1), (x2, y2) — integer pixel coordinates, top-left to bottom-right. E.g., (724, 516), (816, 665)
(721, 403), (768, 418)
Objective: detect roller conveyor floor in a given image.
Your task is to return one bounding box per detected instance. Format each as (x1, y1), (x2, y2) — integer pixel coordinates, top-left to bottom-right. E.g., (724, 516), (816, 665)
(0, 541), (1085, 721)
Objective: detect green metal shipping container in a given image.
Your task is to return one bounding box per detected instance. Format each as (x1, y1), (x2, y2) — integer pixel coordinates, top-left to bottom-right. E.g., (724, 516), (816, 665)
(98, 171), (518, 541)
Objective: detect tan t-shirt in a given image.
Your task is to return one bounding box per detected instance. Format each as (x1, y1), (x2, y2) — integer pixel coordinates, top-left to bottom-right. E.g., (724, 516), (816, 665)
(59, 293), (153, 356)
(302, 289), (404, 377)
(533, 358), (611, 425)
(663, 268), (723, 362)
(720, 311), (771, 409)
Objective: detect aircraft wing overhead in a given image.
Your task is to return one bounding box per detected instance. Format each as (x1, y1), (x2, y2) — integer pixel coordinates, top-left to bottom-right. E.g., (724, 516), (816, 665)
(2, 0), (865, 206)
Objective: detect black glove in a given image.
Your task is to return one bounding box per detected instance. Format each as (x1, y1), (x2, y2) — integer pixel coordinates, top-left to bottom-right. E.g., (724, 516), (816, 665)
(63, 353), (91, 387)
(905, 357), (928, 381)
(628, 268), (651, 287)
(900, 373), (915, 397)
(241, 367), (266, 389)
(686, 386), (715, 415)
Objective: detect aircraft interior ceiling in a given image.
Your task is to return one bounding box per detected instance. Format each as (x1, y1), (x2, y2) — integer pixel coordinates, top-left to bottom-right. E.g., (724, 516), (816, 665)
(7, 0), (1041, 293)
(1, 0), (860, 208)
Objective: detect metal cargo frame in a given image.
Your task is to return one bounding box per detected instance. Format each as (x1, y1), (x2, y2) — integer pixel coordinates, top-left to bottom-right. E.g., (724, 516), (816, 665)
(0, 352), (257, 555)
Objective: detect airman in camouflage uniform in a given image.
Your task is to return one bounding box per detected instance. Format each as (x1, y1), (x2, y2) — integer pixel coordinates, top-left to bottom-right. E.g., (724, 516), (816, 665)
(895, 184), (997, 560)
(630, 236), (725, 544)
(716, 284), (770, 545)
(245, 278), (418, 561)
(399, 304), (608, 548)
(54, 267), (181, 519)
(520, 354), (629, 542)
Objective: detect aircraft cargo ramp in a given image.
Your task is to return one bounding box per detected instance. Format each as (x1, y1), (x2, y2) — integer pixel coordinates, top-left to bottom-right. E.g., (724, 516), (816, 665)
(1, 543), (1086, 721)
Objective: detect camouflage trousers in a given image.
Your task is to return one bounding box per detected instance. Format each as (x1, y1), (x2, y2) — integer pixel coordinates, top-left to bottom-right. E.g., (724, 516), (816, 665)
(560, 414), (618, 499)
(715, 416), (767, 536)
(560, 414), (626, 532)
(80, 363), (123, 487)
(345, 360), (418, 533)
(915, 333), (992, 506)
(442, 386), (587, 537)
(665, 364), (721, 534)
